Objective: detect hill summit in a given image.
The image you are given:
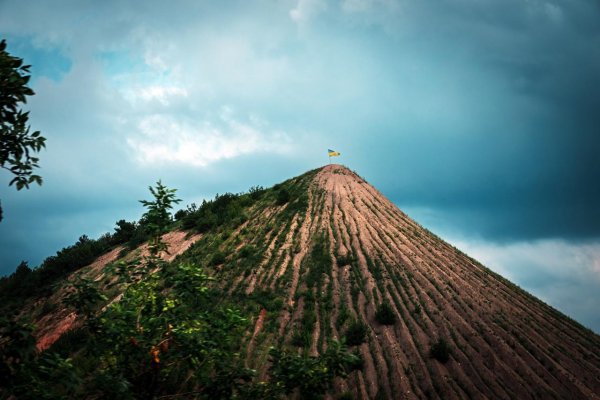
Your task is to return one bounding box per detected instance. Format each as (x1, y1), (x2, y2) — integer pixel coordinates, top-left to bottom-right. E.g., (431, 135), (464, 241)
(238, 164), (600, 399)
(2, 164), (600, 399)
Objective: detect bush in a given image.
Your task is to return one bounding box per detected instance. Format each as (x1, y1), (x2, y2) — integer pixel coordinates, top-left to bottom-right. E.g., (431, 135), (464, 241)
(127, 226), (150, 249)
(181, 192), (249, 233)
(375, 301), (396, 325)
(112, 220), (136, 245)
(210, 252), (226, 266)
(336, 307), (350, 329)
(291, 330), (310, 348)
(305, 236), (331, 289)
(269, 341), (361, 399)
(336, 253), (354, 266)
(238, 245), (255, 258)
(248, 185), (265, 200)
(430, 338), (451, 363)
(196, 210), (218, 233)
(291, 309), (317, 348)
(412, 304), (422, 317)
(276, 189), (290, 205)
(173, 209), (187, 220)
(345, 319), (368, 346)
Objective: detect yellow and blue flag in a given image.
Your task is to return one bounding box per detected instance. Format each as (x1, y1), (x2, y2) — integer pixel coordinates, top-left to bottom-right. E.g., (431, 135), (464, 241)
(328, 149), (341, 157)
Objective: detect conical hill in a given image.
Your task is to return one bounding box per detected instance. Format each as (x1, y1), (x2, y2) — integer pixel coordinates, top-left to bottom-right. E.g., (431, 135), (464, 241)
(6, 164), (600, 399)
(216, 164), (600, 399)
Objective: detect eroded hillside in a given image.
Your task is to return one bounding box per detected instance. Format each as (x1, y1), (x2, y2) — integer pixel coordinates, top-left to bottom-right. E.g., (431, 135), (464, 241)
(183, 164), (600, 399)
(5, 164), (600, 399)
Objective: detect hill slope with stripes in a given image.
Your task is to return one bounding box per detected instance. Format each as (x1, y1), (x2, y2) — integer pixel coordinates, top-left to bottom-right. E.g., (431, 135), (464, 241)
(211, 164), (600, 399)
(15, 164), (600, 399)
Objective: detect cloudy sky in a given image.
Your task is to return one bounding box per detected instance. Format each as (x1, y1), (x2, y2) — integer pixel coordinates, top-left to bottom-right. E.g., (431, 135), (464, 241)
(1, 0), (598, 332)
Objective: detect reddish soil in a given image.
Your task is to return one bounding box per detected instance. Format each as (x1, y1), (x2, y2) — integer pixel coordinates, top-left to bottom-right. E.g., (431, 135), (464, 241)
(246, 308), (268, 363)
(131, 230), (202, 263)
(35, 311), (77, 352)
(227, 165), (600, 399)
(31, 230), (202, 352)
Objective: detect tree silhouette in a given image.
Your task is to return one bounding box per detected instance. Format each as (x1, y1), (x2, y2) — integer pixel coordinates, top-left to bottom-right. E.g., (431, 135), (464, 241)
(0, 39), (46, 221)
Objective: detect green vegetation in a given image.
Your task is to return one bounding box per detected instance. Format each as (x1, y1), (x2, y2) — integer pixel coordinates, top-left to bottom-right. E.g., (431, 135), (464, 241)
(345, 319), (368, 346)
(276, 188), (291, 205)
(305, 234), (332, 289)
(336, 306), (351, 329)
(111, 219), (136, 244)
(239, 244), (256, 258)
(0, 180), (360, 399)
(3, 163), (598, 399)
(337, 392), (354, 400)
(336, 252), (354, 266)
(139, 180), (181, 238)
(210, 251), (226, 266)
(0, 179), (272, 312)
(268, 341), (361, 400)
(375, 301), (396, 325)
(292, 300), (317, 348)
(0, 234), (114, 305)
(180, 192), (247, 232)
(0, 39), (46, 221)
(430, 338), (452, 364)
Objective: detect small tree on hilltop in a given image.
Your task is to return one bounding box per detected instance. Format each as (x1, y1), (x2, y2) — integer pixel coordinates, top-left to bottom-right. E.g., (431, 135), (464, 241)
(139, 180), (181, 256)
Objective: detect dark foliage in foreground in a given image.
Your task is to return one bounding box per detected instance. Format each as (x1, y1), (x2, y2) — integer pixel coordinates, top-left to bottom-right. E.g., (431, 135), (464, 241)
(0, 181), (359, 399)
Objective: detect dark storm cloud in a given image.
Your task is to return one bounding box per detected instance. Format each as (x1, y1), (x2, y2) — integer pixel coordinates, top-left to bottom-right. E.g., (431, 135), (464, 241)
(0, 0), (599, 330)
(372, 124), (600, 241)
(329, 0), (600, 242)
(0, 0), (597, 244)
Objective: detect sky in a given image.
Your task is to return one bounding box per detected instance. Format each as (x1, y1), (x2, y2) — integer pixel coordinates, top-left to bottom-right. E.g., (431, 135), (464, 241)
(0, 0), (598, 332)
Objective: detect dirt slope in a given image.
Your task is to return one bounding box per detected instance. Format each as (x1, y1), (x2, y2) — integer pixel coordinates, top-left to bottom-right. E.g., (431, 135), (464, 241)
(226, 164), (600, 399)
(31, 231), (201, 351)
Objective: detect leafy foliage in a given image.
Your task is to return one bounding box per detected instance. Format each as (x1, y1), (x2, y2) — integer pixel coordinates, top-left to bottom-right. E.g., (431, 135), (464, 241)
(0, 39), (46, 221)
(0, 322), (81, 399)
(430, 338), (452, 364)
(268, 341), (361, 400)
(0, 234), (114, 308)
(375, 301), (396, 325)
(276, 188), (290, 205)
(139, 180), (181, 246)
(181, 192), (247, 233)
(345, 319), (368, 346)
(210, 251), (226, 266)
(0, 180), (361, 399)
(291, 308), (317, 348)
(306, 234), (332, 289)
(111, 219), (137, 245)
(336, 252), (354, 266)
(0, 182), (180, 309)
(248, 185), (265, 200)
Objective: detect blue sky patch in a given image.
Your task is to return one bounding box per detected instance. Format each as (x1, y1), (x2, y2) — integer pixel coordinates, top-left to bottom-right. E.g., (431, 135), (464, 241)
(4, 35), (71, 83)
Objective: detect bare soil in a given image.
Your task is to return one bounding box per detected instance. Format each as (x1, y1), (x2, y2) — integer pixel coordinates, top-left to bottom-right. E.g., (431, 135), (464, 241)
(242, 165), (600, 399)
(31, 230), (202, 351)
